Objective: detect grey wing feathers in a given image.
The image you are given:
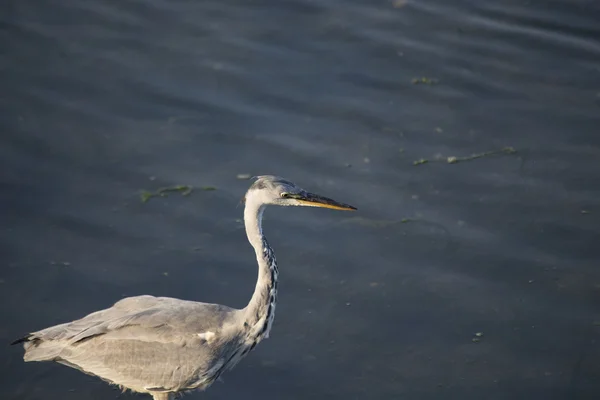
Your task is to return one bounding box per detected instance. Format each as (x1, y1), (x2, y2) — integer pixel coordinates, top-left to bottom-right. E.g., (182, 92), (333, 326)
(16, 295), (238, 361)
(14, 295), (241, 393)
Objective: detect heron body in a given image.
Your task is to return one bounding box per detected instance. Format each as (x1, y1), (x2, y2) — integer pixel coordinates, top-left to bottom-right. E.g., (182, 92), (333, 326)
(12, 176), (355, 400)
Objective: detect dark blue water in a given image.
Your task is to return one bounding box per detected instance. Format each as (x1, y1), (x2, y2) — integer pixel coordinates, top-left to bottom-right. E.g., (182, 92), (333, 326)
(2, 0), (600, 399)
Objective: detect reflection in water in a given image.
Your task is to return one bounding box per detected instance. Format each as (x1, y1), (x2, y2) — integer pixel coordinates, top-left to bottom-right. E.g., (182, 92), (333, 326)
(1, 0), (599, 399)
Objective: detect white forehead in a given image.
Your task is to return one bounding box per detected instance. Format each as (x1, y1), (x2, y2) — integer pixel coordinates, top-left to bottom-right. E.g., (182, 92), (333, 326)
(249, 176), (296, 192)
(244, 176), (302, 206)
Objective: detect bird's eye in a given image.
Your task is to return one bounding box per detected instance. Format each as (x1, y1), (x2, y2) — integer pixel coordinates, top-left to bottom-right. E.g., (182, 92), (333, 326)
(280, 192), (290, 198)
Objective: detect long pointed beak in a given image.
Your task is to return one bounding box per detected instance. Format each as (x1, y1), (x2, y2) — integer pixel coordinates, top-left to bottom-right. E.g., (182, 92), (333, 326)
(295, 192), (357, 211)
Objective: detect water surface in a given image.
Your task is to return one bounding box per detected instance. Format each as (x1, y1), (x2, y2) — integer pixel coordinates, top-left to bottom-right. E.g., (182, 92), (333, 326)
(2, 0), (600, 399)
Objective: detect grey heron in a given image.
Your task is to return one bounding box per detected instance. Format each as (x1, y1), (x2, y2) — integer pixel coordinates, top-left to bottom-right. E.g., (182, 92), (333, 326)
(12, 175), (356, 400)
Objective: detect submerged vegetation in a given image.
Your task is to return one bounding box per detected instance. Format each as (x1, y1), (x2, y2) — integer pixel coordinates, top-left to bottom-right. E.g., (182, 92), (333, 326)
(140, 185), (216, 203)
(472, 332), (484, 343)
(446, 147), (517, 164)
(413, 147), (517, 166)
(411, 77), (439, 85)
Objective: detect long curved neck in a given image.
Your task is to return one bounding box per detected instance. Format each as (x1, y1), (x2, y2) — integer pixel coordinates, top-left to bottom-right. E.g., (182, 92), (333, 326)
(242, 197), (278, 341)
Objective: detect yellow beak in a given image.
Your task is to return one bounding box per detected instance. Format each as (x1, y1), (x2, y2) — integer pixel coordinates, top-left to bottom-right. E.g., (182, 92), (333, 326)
(295, 192), (357, 211)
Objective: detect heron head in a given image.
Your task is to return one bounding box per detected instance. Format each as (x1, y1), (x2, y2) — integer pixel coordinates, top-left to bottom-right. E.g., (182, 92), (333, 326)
(244, 175), (356, 211)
